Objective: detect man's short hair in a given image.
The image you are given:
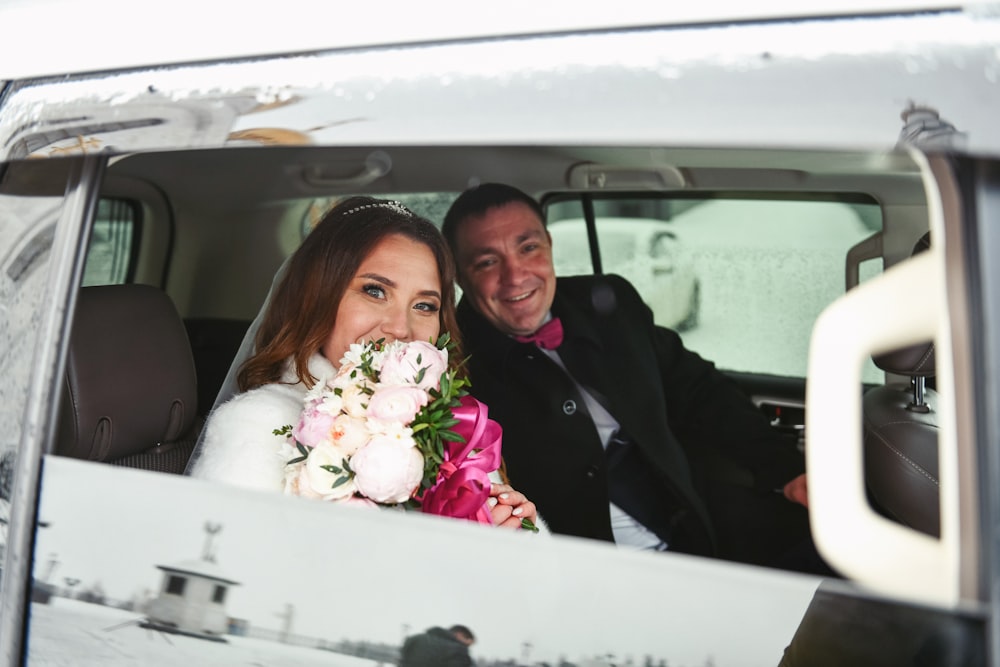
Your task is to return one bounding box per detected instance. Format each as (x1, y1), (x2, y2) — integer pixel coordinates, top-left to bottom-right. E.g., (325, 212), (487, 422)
(442, 182), (546, 254)
(449, 624), (475, 643)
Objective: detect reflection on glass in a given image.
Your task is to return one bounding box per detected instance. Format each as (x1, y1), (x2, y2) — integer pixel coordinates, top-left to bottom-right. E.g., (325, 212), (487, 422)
(548, 197), (884, 380)
(30, 457), (825, 666)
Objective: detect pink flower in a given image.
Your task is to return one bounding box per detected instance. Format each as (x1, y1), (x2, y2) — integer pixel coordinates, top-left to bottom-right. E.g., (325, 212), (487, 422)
(329, 414), (370, 455)
(350, 435), (423, 504)
(379, 340), (448, 391)
(367, 385), (429, 425)
(292, 405), (336, 448)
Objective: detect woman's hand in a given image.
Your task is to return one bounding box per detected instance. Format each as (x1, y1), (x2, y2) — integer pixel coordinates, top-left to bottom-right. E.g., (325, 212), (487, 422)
(488, 483), (538, 530)
(783, 473), (809, 507)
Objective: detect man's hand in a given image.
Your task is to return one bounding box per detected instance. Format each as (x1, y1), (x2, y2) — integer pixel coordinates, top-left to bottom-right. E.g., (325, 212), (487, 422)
(783, 473), (808, 507)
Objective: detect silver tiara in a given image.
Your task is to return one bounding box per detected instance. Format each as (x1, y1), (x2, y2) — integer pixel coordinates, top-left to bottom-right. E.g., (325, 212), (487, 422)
(343, 200), (412, 217)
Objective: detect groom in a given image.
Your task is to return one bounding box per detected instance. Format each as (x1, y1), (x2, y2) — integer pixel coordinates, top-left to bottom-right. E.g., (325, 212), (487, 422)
(442, 182), (820, 570)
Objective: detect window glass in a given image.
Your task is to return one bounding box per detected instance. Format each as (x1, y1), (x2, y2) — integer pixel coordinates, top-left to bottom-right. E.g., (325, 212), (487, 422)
(166, 576), (186, 595)
(301, 193), (456, 236)
(81, 198), (139, 286)
(547, 196), (883, 381)
(0, 161), (74, 598)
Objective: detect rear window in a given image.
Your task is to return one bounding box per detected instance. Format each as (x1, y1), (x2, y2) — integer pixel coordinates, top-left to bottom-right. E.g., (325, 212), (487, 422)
(82, 198), (140, 286)
(546, 195), (883, 381)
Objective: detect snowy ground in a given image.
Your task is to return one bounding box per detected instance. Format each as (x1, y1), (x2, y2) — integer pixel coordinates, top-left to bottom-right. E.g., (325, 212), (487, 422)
(26, 597), (386, 667)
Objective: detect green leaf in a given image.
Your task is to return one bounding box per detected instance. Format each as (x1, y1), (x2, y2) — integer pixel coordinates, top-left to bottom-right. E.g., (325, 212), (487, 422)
(272, 424), (293, 437)
(321, 465), (343, 474)
(439, 429), (465, 443)
(521, 518), (540, 533)
(330, 476), (351, 489)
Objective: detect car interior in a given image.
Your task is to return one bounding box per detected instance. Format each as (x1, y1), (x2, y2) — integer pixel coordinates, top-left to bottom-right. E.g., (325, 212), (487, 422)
(43, 142), (937, 574)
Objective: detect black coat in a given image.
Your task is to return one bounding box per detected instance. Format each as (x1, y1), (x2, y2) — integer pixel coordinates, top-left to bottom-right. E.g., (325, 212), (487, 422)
(457, 274), (809, 564)
(399, 627), (472, 667)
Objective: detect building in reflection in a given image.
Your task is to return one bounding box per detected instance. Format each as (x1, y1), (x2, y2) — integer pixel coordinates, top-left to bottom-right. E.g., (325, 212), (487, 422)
(141, 522), (240, 641)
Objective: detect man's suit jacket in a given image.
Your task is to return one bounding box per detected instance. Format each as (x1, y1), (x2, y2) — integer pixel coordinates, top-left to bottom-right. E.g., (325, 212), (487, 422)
(457, 274), (808, 563)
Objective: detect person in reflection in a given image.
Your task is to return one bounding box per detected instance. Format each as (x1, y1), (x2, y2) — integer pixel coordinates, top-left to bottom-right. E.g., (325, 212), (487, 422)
(399, 624), (476, 667)
(188, 196), (537, 530)
(442, 182), (825, 570)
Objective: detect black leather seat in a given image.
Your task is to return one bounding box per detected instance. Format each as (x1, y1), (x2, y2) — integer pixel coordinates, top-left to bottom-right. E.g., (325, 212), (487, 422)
(862, 232), (938, 537)
(56, 284), (201, 473)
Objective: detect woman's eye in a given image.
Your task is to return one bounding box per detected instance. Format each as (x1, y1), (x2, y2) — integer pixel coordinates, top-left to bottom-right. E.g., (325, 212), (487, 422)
(415, 301), (440, 313)
(363, 283), (386, 299)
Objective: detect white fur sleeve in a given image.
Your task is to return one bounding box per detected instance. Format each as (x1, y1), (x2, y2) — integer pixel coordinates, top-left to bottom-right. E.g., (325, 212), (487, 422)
(187, 385), (302, 492)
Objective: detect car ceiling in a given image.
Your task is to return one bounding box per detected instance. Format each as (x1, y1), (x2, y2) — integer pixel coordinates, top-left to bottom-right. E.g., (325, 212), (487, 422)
(106, 145), (927, 210)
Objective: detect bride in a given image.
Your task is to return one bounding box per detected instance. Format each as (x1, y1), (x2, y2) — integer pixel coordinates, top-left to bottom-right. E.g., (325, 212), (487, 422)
(188, 196), (538, 530)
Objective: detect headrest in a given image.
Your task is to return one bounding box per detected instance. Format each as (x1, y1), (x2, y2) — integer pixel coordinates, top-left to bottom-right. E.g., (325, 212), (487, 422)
(871, 232), (934, 377)
(57, 285), (198, 462)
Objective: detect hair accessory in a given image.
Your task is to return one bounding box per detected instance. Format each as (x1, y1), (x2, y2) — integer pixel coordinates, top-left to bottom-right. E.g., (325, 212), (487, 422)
(342, 200), (412, 217)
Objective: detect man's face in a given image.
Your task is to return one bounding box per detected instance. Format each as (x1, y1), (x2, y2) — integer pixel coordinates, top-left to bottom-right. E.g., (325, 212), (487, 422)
(453, 201), (557, 337)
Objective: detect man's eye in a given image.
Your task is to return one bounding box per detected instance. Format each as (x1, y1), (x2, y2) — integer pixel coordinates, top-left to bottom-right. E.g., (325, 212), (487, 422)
(363, 283), (386, 299)
(473, 258), (496, 271)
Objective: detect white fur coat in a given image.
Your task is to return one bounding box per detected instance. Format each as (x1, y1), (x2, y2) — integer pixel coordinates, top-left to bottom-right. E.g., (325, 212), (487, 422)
(188, 353), (337, 490)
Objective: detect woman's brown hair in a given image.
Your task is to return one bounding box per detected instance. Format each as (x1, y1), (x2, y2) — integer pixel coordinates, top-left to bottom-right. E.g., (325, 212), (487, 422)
(238, 196), (463, 391)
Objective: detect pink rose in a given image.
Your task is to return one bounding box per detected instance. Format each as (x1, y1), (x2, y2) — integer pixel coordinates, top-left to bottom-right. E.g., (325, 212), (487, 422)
(350, 435), (424, 504)
(379, 340), (448, 391)
(329, 413), (369, 455)
(367, 385), (429, 425)
(339, 382), (369, 418)
(292, 404), (337, 448)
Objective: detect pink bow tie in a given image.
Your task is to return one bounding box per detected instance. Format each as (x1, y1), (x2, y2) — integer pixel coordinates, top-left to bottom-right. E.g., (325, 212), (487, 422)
(514, 317), (564, 350)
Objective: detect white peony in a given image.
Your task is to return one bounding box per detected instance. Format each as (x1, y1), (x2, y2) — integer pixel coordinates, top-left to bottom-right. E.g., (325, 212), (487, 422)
(350, 435), (424, 504)
(300, 442), (356, 500)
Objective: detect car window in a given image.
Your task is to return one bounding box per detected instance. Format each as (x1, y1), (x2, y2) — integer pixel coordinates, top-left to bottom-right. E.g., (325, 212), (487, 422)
(547, 196), (883, 381)
(81, 198), (139, 286)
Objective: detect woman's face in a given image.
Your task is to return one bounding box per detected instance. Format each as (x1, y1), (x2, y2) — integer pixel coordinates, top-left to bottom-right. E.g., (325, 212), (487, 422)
(322, 234), (443, 364)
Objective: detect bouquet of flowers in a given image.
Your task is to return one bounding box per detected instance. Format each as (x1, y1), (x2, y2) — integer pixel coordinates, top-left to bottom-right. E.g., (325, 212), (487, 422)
(274, 334), (502, 524)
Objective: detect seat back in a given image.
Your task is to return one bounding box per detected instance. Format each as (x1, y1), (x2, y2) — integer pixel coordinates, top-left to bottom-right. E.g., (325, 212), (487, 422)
(183, 317), (251, 417)
(862, 232), (938, 537)
(56, 284), (201, 473)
